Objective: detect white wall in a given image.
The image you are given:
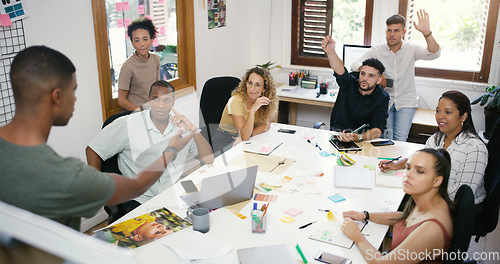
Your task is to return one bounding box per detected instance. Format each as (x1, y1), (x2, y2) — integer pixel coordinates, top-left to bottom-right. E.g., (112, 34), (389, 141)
(22, 0), (103, 160)
(193, 0), (254, 97)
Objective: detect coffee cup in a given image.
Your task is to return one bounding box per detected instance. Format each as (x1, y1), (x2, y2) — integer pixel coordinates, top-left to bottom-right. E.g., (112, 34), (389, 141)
(186, 208), (210, 233)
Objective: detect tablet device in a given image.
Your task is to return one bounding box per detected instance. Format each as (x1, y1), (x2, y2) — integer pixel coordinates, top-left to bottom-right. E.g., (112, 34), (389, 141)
(329, 138), (362, 152)
(371, 140), (394, 147)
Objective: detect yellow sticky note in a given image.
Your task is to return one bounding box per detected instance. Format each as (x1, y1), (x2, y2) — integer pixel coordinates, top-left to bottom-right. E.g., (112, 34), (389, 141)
(327, 211), (338, 222)
(364, 165), (376, 170)
(281, 215), (296, 223)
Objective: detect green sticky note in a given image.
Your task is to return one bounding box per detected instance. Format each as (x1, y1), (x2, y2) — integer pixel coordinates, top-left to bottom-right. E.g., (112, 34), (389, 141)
(364, 165), (376, 170)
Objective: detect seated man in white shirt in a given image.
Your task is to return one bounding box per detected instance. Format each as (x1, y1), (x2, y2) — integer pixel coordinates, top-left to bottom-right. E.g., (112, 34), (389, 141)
(86, 80), (214, 210)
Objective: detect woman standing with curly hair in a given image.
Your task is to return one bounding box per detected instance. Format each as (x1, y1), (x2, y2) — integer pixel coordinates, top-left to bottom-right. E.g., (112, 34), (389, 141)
(212, 67), (278, 155)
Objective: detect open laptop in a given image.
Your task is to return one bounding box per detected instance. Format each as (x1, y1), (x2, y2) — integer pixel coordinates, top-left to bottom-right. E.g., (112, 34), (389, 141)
(180, 166), (258, 209)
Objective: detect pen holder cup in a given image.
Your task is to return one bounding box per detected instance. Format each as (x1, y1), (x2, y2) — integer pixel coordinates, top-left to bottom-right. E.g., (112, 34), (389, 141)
(289, 76), (297, 86)
(251, 210), (266, 233)
(320, 85), (327, 94)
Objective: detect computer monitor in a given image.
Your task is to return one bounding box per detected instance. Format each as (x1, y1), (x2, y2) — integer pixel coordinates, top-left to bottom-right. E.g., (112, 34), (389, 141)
(342, 44), (371, 70)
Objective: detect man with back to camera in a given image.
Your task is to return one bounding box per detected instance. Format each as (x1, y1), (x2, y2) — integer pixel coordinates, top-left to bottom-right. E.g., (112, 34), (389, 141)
(351, 10), (440, 141)
(0, 46), (195, 231)
(321, 35), (389, 143)
(86, 80), (214, 212)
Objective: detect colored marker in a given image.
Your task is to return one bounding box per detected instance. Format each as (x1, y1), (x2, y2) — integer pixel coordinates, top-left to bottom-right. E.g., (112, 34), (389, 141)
(296, 244), (308, 264)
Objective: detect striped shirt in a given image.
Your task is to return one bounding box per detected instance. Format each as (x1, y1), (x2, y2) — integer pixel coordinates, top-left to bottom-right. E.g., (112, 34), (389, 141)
(426, 132), (487, 204)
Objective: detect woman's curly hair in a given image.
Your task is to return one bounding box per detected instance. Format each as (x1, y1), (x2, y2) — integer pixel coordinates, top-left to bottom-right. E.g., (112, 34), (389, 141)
(231, 67), (278, 123)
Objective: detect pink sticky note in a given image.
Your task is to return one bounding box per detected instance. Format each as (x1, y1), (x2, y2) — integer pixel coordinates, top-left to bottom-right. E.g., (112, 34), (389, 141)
(395, 171), (405, 177)
(124, 18), (131, 28)
(153, 38), (159, 47)
(159, 26), (165, 36)
(285, 207), (303, 217)
(122, 1), (130, 11)
(125, 32), (130, 39)
(146, 15), (152, 20)
(138, 5), (145, 14)
(0, 14), (12, 27)
(116, 19), (124, 28)
(115, 2), (123, 12)
(259, 147), (272, 153)
(158, 0), (164, 3)
(303, 135), (315, 140)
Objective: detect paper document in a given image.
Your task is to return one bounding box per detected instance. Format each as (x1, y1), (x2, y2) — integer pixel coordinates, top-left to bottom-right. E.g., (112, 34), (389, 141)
(375, 169), (405, 188)
(334, 166), (372, 189)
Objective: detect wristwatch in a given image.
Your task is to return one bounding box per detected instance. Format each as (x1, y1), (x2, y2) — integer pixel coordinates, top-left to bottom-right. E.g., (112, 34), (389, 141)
(164, 146), (178, 160)
(363, 210), (370, 223)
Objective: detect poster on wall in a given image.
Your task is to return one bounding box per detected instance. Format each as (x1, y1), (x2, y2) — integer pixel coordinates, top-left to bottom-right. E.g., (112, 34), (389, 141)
(208, 0), (226, 29)
(0, 0), (28, 25)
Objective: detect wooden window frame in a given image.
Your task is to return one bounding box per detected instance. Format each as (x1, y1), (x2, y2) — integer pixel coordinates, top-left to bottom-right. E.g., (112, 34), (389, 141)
(399, 0), (499, 83)
(91, 0), (196, 120)
(291, 0), (373, 67)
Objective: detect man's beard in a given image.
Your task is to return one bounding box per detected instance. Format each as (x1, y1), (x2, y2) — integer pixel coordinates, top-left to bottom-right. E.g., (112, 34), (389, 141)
(359, 81), (376, 91)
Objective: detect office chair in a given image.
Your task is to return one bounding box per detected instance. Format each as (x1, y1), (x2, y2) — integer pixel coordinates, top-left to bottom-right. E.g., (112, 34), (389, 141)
(99, 111), (136, 224)
(444, 185), (475, 264)
(199, 76), (241, 146)
(472, 119), (500, 242)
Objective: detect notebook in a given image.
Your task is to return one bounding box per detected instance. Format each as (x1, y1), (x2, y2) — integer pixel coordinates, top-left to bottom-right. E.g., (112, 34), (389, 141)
(334, 166), (372, 189)
(237, 244), (296, 264)
(180, 166), (258, 209)
(242, 141), (283, 155)
(309, 220), (367, 248)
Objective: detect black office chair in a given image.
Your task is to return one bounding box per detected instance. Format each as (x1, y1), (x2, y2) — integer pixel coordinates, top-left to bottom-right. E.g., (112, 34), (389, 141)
(472, 119), (500, 242)
(444, 185), (475, 264)
(99, 111), (138, 224)
(199, 76), (241, 147)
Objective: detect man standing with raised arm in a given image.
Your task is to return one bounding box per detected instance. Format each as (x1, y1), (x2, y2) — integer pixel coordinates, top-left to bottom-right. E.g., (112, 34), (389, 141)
(322, 36), (389, 143)
(351, 10), (440, 142)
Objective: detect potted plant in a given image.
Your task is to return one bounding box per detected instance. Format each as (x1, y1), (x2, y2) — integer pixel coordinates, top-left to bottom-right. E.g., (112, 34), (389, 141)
(471, 84), (500, 139)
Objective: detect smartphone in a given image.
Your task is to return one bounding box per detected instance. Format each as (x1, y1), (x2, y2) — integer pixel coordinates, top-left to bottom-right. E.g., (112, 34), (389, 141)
(371, 140), (395, 147)
(181, 180), (198, 193)
(314, 251), (352, 264)
(278, 128), (296, 134)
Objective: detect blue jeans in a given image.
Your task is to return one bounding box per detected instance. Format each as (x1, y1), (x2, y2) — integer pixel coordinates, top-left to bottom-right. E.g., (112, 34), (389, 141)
(384, 105), (416, 142)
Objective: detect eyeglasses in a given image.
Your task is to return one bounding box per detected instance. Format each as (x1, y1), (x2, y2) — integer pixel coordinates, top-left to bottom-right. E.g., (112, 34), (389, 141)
(246, 81), (263, 89)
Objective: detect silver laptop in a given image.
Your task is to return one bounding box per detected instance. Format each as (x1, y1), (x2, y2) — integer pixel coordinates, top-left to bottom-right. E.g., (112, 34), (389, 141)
(180, 166), (258, 209)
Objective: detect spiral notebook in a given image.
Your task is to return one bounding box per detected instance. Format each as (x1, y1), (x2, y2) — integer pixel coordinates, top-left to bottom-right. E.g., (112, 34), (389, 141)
(309, 220), (367, 248)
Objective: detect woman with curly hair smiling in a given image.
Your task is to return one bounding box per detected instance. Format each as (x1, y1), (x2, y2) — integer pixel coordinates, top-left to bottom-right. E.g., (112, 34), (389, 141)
(212, 67), (278, 155)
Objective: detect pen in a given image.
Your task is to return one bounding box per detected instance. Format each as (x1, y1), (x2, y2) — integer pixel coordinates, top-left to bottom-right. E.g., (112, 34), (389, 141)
(318, 209), (330, 212)
(296, 244), (308, 264)
(352, 124), (367, 134)
(383, 155), (402, 165)
(298, 220), (317, 229)
(315, 143), (322, 151)
(257, 202), (270, 229)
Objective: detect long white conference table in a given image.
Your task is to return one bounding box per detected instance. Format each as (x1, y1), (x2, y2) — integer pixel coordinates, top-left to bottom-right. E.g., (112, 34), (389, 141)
(110, 123), (424, 264)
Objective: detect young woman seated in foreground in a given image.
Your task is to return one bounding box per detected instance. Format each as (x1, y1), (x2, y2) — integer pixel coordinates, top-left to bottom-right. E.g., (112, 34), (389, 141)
(343, 148), (453, 263)
(212, 67), (278, 155)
